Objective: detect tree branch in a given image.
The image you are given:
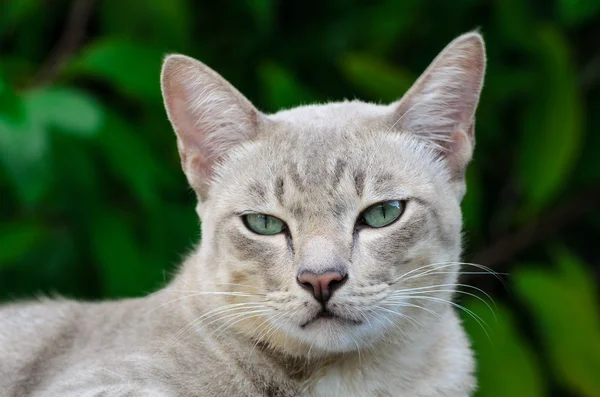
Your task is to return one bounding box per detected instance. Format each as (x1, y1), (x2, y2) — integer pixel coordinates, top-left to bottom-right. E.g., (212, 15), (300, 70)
(33, 0), (96, 86)
(469, 185), (600, 268)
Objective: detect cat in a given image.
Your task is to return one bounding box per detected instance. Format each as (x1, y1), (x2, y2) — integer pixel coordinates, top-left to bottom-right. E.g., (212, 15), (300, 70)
(0, 31), (486, 397)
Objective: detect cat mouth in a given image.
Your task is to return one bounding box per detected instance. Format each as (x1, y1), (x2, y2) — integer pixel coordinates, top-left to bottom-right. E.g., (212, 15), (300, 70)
(300, 309), (362, 328)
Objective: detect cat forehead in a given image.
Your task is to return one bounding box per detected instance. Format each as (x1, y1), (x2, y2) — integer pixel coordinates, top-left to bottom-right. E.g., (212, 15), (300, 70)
(268, 100), (391, 128)
(258, 100), (400, 162)
(261, 101), (439, 168)
(213, 113), (446, 203)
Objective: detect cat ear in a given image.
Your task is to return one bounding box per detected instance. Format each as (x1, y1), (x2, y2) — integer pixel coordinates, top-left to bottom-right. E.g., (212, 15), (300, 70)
(390, 32), (486, 179)
(161, 55), (262, 198)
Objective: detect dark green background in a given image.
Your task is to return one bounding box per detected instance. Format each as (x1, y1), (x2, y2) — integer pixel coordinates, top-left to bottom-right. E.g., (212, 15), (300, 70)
(1, 1), (599, 396)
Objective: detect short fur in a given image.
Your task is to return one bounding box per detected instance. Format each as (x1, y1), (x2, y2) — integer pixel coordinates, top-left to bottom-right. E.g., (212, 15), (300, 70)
(0, 32), (486, 397)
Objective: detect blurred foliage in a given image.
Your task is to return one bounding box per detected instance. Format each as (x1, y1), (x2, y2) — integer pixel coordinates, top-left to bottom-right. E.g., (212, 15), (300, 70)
(0, 0), (599, 396)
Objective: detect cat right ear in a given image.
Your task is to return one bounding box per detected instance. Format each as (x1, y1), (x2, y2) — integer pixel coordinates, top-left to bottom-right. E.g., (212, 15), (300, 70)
(161, 55), (262, 199)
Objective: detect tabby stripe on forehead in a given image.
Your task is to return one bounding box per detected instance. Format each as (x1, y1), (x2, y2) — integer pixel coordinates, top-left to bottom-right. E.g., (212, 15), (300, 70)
(354, 171), (365, 197)
(275, 177), (285, 205)
(333, 159), (347, 185)
(288, 164), (306, 192)
(250, 183), (267, 199)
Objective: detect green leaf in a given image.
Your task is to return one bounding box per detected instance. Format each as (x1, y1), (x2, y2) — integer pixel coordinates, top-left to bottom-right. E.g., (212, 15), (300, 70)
(464, 301), (546, 397)
(25, 87), (104, 137)
(339, 53), (414, 102)
(0, 75), (25, 123)
(258, 62), (317, 111)
(517, 26), (583, 213)
(0, 84), (103, 206)
(514, 252), (600, 396)
(0, 223), (45, 267)
(69, 39), (164, 103)
(0, 85), (51, 206)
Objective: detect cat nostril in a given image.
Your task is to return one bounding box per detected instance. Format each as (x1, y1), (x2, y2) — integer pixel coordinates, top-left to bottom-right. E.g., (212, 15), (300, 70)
(329, 274), (348, 291)
(297, 271), (348, 304)
(300, 281), (313, 291)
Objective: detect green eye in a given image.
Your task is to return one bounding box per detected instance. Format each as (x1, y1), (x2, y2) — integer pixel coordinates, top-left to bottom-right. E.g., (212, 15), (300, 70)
(361, 200), (405, 228)
(243, 214), (286, 235)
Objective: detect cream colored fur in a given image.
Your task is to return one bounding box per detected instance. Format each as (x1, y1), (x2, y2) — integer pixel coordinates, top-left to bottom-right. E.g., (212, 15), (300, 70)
(0, 32), (486, 397)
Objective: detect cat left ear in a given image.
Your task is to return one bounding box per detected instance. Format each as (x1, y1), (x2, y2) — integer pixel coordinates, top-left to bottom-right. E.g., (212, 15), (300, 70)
(390, 32), (486, 179)
(161, 55), (262, 199)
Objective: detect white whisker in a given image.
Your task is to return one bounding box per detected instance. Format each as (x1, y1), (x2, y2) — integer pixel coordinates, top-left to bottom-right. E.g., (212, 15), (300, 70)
(212, 310), (272, 338)
(396, 295), (490, 340)
(372, 305), (426, 329)
(156, 302), (268, 354)
(390, 288), (496, 320)
(393, 262), (506, 286)
(165, 289), (265, 298)
(212, 282), (264, 291)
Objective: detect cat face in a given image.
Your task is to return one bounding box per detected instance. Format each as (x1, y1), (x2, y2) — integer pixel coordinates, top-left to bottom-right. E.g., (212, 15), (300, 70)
(161, 33), (485, 354)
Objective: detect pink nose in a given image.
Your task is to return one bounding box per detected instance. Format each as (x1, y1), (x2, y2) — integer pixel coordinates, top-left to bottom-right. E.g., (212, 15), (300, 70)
(297, 271), (348, 304)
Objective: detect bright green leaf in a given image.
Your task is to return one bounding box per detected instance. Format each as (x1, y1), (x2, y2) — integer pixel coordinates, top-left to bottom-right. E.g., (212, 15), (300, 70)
(514, 252), (600, 396)
(0, 86), (51, 207)
(517, 26), (583, 213)
(0, 84), (102, 206)
(464, 301), (546, 397)
(25, 87), (104, 137)
(339, 53), (414, 102)
(69, 39), (164, 103)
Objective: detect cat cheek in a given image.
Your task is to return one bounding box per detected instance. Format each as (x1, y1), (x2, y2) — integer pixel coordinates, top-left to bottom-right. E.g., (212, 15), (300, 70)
(356, 222), (427, 283)
(227, 230), (275, 263)
(363, 228), (420, 263)
(225, 229), (293, 285)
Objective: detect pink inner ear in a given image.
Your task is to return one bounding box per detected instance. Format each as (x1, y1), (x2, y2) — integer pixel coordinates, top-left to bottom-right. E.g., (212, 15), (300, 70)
(188, 151), (213, 180)
(388, 33), (484, 176)
(447, 128), (470, 155)
(161, 55), (263, 197)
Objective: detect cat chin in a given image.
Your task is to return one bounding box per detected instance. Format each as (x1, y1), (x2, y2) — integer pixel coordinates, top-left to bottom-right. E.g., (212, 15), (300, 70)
(278, 319), (386, 355)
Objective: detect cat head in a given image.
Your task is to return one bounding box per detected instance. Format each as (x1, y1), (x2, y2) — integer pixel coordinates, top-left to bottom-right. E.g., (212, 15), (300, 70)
(161, 32), (485, 355)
